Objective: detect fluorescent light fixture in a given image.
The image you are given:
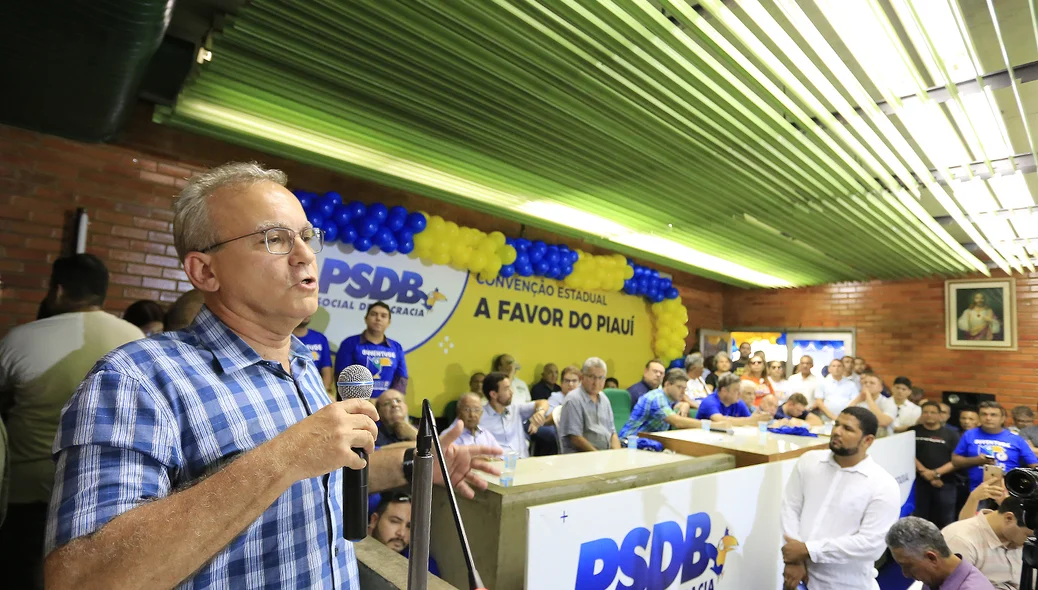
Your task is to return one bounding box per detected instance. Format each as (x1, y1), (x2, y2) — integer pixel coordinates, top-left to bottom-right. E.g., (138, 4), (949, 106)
(516, 201), (631, 239)
(814, 0), (917, 100)
(952, 178), (998, 212)
(988, 173), (1036, 209)
(897, 101), (972, 169)
(893, 0), (977, 85)
(613, 232), (793, 288)
(956, 91), (1013, 161)
(174, 96), (793, 287)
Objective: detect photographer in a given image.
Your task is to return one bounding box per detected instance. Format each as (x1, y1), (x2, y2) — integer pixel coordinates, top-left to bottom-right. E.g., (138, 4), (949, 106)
(942, 496), (1031, 590)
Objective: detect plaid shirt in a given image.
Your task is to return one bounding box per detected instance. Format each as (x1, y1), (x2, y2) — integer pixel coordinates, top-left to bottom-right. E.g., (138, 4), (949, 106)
(46, 307), (357, 589)
(619, 387), (676, 439)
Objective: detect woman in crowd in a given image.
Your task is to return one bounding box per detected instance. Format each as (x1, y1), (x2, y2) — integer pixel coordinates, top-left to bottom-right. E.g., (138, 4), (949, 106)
(740, 351), (773, 407)
(122, 299), (165, 336)
(704, 352), (731, 392)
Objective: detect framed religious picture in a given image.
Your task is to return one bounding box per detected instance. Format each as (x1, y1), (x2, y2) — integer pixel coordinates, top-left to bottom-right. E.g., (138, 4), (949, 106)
(945, 278), (1017, 351)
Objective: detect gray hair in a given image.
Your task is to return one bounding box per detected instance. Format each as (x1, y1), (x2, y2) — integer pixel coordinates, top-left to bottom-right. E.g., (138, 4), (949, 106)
(684, 353), (704, 371)
(172, 162), (288, 261)
(664, 368), (689, 385)
(713, 351), (730, 367)
(885, 517), (951, 558)
(582, 357), (607, 375)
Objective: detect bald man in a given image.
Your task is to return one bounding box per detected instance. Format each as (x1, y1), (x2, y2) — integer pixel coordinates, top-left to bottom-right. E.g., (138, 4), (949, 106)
(449, 393), (501, 449)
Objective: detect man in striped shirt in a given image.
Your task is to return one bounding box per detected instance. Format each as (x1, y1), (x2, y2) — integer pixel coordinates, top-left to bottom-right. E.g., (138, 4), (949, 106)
(42, 162), (501, 589)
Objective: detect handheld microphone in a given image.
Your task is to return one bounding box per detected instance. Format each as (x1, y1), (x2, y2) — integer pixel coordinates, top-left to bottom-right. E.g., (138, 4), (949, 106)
(337, 365), (374, 541)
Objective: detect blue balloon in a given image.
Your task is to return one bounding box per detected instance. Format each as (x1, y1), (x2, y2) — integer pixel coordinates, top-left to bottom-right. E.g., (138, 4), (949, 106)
(354, 236), (373, 252)
(384, 214), (405, 233)
(322, 191), (342, 206)
(546, 248), (560, 265)
(395, 230), (414, 244)
(356, 217), (379, 238)
(527, 248), (543, 263)
(368, 203), (388, 223)
(516, 264), (533, 277)
(660, 278), (673, 291)
(388, 205), (408, 221)
(531, 240), (546, 254)
(549, 265), (561, 278)
(339, 224), (358, 244)
(374, 227), (393, 246)
(318, 200), (336, 217)
(634, 266), (645, 278)
(332, 207), (352, 227)
(515, 251), (530, 267)
(569, 250), (579, 265)
(650, 269), (660, 279)
(297, 193), (314, 210)
(347, 200), (367, 219)
(665, 287), (680, 299)
(534, 260), (550, 275)
(561, 264), (573, 277)
(398, 239), (414, 254)
(405, 212), (427, 232)
(499, 264), (515, 278)
(322, 223), (338, 243)
(505, 237), (515, 246)
(309, 213), (326, 229)
(652, 292), (665, 303)
(514, 238), (530, 251)
(381, 236), (398, 253)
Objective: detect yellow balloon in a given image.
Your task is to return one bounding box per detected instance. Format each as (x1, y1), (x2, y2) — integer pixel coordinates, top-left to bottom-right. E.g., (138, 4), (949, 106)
(488, 231), (506, 247)
(451, 243), (472, 267)
(678, 325), (690, 339)
(432, 249), (451, 266)
(484, 257), (502, 276)
(469, 251), (488, 272)
(427, 215), (446, 235)
(499, 245), (517, 265)
(444, 221), (460, 239)
(623, 265), (634, 280)
(479, 238), (497, 254)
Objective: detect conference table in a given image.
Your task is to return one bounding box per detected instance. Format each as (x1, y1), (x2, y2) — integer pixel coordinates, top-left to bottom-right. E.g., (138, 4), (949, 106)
(429, 448), (735, 590)
(641, 426), (831, 468)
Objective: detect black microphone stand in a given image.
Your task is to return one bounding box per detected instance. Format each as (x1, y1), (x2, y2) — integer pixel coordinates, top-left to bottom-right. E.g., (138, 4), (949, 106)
(407, 400), (485, 590)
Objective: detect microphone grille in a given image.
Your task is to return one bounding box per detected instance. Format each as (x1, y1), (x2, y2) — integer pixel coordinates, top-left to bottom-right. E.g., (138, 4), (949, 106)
(337, 365), (374, 400)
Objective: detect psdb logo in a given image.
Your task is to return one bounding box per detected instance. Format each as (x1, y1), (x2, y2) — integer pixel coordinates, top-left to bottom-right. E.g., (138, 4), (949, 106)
(575, 513), (738, 590)
(314, 246), (468, 353)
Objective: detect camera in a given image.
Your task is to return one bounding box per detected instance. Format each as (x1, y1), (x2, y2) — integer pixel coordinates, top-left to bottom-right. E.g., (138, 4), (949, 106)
(1007, 468), (1038, 530)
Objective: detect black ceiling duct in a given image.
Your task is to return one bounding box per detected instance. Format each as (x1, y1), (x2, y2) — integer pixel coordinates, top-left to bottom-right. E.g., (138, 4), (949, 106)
(0, 0), (176, 142)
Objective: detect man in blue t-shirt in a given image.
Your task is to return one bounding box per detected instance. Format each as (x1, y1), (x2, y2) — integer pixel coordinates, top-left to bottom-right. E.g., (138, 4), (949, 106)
(292, 316), (333, 393)
(335, 301), (408, 399)
(695, 373), (772, 426)
(952, 401), (1038, 490)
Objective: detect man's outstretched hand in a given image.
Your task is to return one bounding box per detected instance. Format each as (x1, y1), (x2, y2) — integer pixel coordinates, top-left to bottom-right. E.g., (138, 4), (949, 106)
(433, 421), (503, 498)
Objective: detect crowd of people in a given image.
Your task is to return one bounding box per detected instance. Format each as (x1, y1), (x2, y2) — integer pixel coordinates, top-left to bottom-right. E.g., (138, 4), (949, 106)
(0, 160), (1031, 590)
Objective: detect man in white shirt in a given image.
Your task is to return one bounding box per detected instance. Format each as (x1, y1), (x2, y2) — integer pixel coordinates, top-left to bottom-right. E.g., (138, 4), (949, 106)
(780, 406), (901, 590)
(0, 254), (144, 588)
(815, 359), (861, 422)
(448, 393), (501, 450)
(942, 496), (1030, 590)
(787, 355), (820, 407)
(851, 372), (897, 436)
(479, 373), (548, 458)
(890, 376), (922, 434)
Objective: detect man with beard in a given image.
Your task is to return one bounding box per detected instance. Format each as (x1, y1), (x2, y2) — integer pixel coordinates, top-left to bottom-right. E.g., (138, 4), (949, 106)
(780, 407), (900, 590)
(367, 492), (439, 576)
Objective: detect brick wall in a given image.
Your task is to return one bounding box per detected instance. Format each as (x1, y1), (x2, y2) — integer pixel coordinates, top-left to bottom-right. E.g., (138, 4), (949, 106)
(0, 104), (724, 340)
(723, 274), (1038, 405)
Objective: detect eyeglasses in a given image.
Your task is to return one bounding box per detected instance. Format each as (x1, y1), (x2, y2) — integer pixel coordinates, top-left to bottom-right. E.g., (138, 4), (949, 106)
(459, 406), (482, 415)
(750, 360), (763, 365)
(199, 227), (324, 255)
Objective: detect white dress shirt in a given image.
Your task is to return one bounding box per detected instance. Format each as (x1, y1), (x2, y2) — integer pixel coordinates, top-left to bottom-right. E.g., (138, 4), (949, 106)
(856, 395), (897, 437)
(787, 373), (820, 405)
(444, 420), (502, 450)
(891, 400), (922, 435)
(781, 450), (900, 590)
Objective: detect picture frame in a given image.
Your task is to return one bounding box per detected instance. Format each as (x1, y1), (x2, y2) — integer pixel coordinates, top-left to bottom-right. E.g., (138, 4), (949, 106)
(945, 278), (1017, 351)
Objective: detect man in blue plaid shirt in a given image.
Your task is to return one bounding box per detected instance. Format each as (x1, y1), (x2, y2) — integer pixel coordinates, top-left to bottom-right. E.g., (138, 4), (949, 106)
(42, 163), (501, 589)
(620, 369), (719, 440)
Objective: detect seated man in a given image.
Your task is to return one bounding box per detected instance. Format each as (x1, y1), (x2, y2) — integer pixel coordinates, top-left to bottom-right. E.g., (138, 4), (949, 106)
(449, 393), (500, 450)
(739, 380), (758, 410)
(530, 363), (561, 401)
(368, 492), (439, 576)
(604, 377), (619, 389)
(942, 496), (1030, 590)
(619, 369), (707, 439)
(886, 516), (991, 589)
(626, 359), (666, 406)
(695, 374), (772, 426)
(479, 372), (548, 458)
(558, 357), (620, 453)
(772, 393), (823, 427)
(374, 390), (418, 446)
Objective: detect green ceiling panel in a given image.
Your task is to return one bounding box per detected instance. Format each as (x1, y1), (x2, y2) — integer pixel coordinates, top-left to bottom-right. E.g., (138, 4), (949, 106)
(157, 0), (1010, 287)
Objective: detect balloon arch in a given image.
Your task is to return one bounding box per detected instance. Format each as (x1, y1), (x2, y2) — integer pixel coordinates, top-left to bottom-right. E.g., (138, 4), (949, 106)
(297, 190), (691, 362)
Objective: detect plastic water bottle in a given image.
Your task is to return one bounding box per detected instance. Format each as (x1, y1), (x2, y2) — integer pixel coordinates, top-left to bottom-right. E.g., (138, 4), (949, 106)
(499, 473), (514, 487)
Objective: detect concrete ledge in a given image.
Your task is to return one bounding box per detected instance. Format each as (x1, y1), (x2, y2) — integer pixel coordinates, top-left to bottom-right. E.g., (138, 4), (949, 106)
(354, 537), (458, 590)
